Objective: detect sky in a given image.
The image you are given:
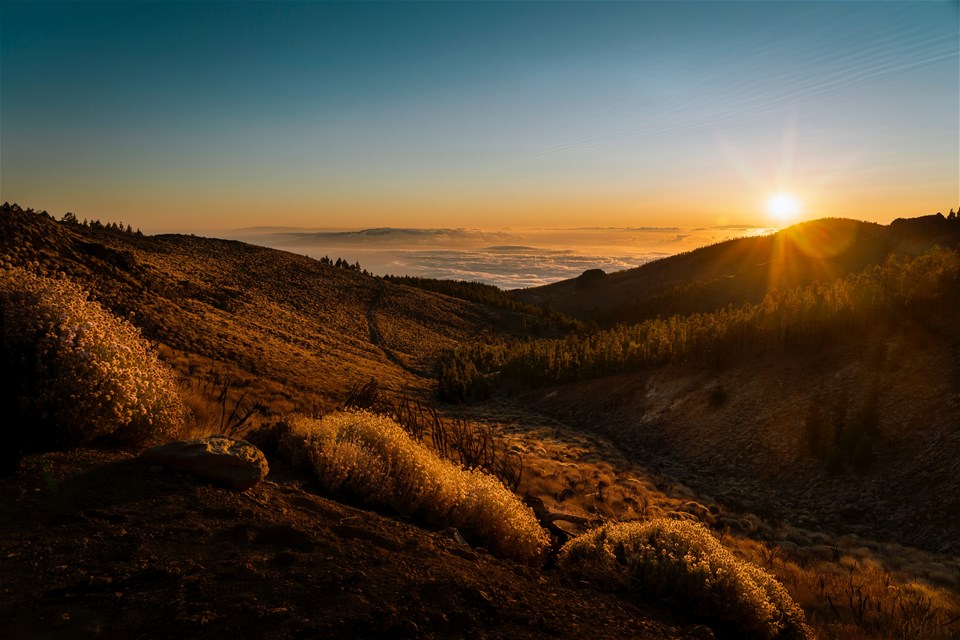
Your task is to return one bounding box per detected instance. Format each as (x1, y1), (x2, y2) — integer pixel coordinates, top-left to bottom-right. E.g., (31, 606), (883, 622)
(1, 0), (958, 235)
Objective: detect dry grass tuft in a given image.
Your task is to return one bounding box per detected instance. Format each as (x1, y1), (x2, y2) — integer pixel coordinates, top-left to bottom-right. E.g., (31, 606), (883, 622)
(559, 519), (814, 640)
(728, 535), (960, 640)
(178, 370), (264, 439)
(342, 378), (524, 491)
(0, 265), (185, 455)
(279, 410), (550, 563)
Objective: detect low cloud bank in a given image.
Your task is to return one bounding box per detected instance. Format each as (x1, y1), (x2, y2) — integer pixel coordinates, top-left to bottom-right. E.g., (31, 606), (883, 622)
(227, 226), (773, 290)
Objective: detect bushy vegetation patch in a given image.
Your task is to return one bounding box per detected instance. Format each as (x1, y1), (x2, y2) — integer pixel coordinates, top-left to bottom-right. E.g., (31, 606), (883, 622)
(342, 378), (524, 491)
(0, 265), (185, 460)
(727, 534), (960, 640)
(279, 410), (549, 563)
(559, 519), (814, 640)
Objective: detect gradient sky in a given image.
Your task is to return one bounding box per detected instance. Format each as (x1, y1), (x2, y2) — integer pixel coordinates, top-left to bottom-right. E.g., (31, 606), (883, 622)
(2, 0), (958, 233)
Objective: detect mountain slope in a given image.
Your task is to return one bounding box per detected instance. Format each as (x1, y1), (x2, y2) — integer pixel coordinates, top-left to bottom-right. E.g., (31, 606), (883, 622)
(0, 204), (536, 412)
(516, 322), (960, 554)
(4, 204), (959, 639)
(515, 215), (960, 325)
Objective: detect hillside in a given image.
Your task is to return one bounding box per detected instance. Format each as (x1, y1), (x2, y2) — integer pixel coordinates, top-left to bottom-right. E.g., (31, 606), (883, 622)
(516, 328), (960, 554)
(0, 447), (687, 640)
(515, 215), (960, 325)
(0, 204), (542, 414)
(440, 229), (960, 553)
(0, 205), (705, 637)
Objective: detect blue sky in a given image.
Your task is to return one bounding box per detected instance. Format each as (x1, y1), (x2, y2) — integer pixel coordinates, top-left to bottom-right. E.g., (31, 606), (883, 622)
(2, 0), (957, 232)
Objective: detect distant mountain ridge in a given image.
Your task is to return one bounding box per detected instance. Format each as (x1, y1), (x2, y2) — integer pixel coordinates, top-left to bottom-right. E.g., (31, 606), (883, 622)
(273, 227), (513, 245)
(514, 214), (960, 325)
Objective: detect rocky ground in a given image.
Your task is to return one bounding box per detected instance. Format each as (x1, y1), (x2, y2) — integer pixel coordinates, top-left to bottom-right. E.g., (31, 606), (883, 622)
(0, 447), (697, 640)
(521, 342), (960, 557)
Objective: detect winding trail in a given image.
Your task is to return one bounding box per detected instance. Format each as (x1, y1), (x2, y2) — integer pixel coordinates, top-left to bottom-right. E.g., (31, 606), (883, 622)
(366, 279), (430, 379)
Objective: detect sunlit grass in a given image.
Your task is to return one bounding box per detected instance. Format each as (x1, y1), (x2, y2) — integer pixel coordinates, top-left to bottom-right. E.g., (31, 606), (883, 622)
(279, 410), (550, 563)
(727, 535), (960, 640)
(560, 519), (814, 640)
(0, 265), (185, 448)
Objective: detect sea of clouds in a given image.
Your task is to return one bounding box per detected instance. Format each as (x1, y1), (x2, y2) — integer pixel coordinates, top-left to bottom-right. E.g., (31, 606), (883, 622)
(227, 226), (776, 290)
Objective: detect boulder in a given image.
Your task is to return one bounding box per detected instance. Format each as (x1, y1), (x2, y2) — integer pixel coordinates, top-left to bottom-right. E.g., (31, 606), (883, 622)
(141, 436), (268, 490)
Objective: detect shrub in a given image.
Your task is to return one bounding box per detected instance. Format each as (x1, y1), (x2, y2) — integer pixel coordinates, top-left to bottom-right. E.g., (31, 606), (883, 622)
(558, 519), (814, 640)
(339, 379), (524, 491)
(279, 410), (549, 563)
(0, 266), (185, 458)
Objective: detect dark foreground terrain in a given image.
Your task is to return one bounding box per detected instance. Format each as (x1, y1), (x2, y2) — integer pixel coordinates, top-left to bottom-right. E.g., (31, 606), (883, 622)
(0, 448), (691, 640)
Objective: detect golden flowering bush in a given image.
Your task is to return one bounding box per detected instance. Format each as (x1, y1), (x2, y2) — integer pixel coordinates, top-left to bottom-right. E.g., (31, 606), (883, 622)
(0, 266), (185, 448)
(281, 410), (549, 563)
(559, 519), (814, 640)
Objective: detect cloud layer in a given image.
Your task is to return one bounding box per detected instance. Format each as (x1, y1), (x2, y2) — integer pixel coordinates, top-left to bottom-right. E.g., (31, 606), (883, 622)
(227, 225), (774, 290)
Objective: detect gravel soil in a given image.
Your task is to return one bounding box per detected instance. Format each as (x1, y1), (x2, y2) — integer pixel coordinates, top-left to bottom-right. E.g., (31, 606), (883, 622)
(0, 448), (692, 640)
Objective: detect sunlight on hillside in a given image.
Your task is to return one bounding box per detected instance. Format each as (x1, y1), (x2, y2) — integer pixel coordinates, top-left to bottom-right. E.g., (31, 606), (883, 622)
(783, 220), (859, 260)
(766, 219), (860, 291)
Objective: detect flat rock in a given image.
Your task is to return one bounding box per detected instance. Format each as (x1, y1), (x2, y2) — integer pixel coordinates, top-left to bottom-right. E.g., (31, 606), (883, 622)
(141, 436), (269, 490)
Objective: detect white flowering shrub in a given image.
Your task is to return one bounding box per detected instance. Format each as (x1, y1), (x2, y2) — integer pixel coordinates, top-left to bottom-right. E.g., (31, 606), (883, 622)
(0, 266), (185, 450)
(280, 410), (549, 563)
(559, 519), (814, 640)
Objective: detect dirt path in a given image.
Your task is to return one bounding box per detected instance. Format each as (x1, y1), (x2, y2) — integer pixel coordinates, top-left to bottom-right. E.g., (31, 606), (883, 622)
(366, 280), (431, 379)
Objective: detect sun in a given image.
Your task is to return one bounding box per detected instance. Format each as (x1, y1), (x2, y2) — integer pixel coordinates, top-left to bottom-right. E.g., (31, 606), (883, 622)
(766, 192), (802, 224)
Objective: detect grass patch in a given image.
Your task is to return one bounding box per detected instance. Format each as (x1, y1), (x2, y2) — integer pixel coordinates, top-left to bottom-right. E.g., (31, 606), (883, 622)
(559, 519), (814, 640)
(728, 535), (960, 640)
(0, 266), (185, 462)
(278, 410), (549, 563)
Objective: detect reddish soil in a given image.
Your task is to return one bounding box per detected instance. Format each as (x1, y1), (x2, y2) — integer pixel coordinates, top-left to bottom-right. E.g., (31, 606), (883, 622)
(0, 448), (694, 640)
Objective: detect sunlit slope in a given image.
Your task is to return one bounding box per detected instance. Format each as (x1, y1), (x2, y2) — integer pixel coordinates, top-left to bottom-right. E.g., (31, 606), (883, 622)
(515, 215), (960, 325)
(0, 205), (521, 409)
(522, 319), (960, 555)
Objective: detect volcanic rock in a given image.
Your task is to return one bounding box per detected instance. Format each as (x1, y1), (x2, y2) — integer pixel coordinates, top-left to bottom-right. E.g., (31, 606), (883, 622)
(141, 436), (268, 490)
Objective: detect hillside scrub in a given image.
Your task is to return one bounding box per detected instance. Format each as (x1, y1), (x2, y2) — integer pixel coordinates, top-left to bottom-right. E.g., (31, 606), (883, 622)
(278, 410), (550, 563)
(727, 535), (960, 640)
(0, 265), (185, 461)
(439, 246), (960, 399)
(559, 519), (814, 640)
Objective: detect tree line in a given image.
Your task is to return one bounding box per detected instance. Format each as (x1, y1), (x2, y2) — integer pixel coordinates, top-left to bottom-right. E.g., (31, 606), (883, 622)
(438, 246), (960, 401)
(60, 211), (142, 235)
(317, 255), (371, 275)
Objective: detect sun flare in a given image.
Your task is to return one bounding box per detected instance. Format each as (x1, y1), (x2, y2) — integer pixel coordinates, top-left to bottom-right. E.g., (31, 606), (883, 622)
(766, 193), (802, 224)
